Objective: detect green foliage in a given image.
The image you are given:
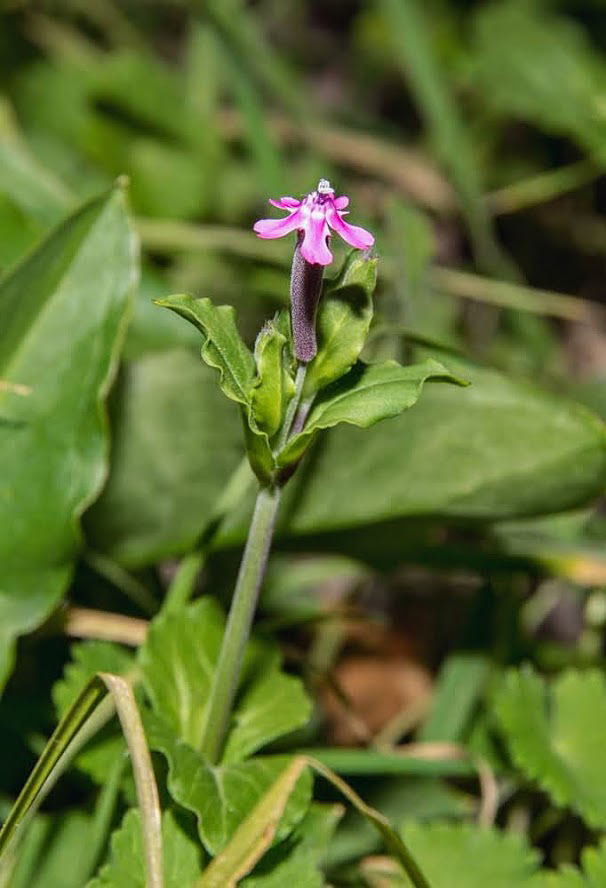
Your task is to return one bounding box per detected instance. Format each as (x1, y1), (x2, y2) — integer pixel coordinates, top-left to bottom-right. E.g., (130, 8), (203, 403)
(146, 712), (312, 857)
(279, 358), (463, 466)
(495, 667), (606, 829)
(87, 808), (202, 887)
(251, 319), (293, 437)
(0, 185), (135, 690)
(140, 598), (311, 757)
(399, 822), (542, 887)
(303, 253), (377, 396)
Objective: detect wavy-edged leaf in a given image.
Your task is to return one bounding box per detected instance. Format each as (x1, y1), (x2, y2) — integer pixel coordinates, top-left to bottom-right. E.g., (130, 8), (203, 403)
(0, 185), (136, 691)
(145, 712), (312, 856)
(495, 667), (606, 829)
(303, 254), (377, 396)
(399, 822), (542, 887)
(140, 598), (311, 760)
(279, 358), (463, 466)
(250, 320), (292, 437)
(156, 295), (255, 406)
(87, 808), (202, 888)
(544, 837), (606, 887)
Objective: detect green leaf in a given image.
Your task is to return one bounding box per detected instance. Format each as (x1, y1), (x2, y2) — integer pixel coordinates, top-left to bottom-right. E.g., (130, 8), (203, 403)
(240, 803), (341, 888)
(198, 757), (308, 887)
(279, 358), (463, 466)
(52, 641), (133, 782)
(156, 295), (255, 407)
(280, 358), (606, 535)
(420, 654), (491, 744)
(250, 320), (293, 437)
(85, 349), (243, 566)
(87, 808), (202, 888)
(495, 667), (606, 829)
(471, 2), (606, 166)
(0, 185), (136, 690)
(399, 822), (542, 887)
(303, 254), (377, 397)
(140, 598), (311, 759)
(145, 713), (312, 856)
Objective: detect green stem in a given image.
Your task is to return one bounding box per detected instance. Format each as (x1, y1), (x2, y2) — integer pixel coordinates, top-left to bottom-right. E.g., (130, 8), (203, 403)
(277, 362), (307, 450)
(201, 484), (281, 763)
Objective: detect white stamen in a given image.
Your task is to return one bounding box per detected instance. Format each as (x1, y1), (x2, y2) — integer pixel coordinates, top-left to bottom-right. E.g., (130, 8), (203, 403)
(317, 178), (334, 195)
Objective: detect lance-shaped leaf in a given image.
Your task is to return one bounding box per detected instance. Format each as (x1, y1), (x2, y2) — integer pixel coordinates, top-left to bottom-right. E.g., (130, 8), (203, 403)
(250, 320), (294, 437)
(279, 358), (463, 467)
(303, 253), (377, 397)
(0, 184), (136, 692)
(156, 294), (255, 406)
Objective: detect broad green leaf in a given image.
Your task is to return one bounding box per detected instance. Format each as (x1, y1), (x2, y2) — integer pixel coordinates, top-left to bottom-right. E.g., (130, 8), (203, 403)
(140, 598), (311, 759)
(471, 2), (606, 166)
(156, 295), (255, 406)
(52, 641), (133, 782)
(85, 349), (243, 566)
(303, 254), (377, 396)
(279, 359), (463, 466)
(145, 712), (312, 856)
(250, 320), (292, 437)
(240, 803), (341, 888)
(495, 667), (606, 829)
(0, 185), (136, 690)
(198, 757), (308, 887)
(87, 808), (202, 888)
(280, 358), (606, 535)
(399, 822), (541, 887)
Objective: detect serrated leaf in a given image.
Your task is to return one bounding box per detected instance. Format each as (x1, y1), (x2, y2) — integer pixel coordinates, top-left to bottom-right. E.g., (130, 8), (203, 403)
(52, 641), (134, 783)
(279, 358), (463, 466)
(87, 808), (202, 888)
(251, 320), (293, 437)
(157, 295), (255, 407)
(140, 598), (311, 759)
(0, 185), (136, 691)
(303, 253), (376, 396)
(399, 822), (542, 887)
(145, 712), (312, 856)
(495, 667), (606, 829)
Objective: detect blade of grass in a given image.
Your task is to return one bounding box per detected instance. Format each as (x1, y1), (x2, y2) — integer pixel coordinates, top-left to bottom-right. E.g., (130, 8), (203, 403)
(306, 757), (431, 888)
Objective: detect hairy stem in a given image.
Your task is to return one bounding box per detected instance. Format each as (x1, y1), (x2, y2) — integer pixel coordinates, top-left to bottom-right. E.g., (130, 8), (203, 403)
(201, 484), (281, 763)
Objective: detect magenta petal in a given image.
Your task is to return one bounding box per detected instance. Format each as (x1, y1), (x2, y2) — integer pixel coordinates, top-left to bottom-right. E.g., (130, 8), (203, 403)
(327, 207), (374, 250)
(253, 209), (303, 240)
(333, 195), (349, 210)
(300, 217), (333, 265)
(269, 196), (301, 209)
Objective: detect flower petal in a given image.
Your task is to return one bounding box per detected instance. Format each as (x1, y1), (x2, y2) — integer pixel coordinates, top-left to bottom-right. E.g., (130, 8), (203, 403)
(253, 208), (303, 240)
(326, 207), (374, 250)
(269, 196), (301, 209)
(333, 195), (349, 210)
(300, 214), (333, 265)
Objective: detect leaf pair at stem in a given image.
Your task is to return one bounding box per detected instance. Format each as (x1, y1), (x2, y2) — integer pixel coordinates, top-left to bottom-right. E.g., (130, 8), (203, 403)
(157, 251), (464, 488)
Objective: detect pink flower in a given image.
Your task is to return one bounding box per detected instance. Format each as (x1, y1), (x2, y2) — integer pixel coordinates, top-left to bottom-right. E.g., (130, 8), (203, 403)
(253, 179), (374, 266)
